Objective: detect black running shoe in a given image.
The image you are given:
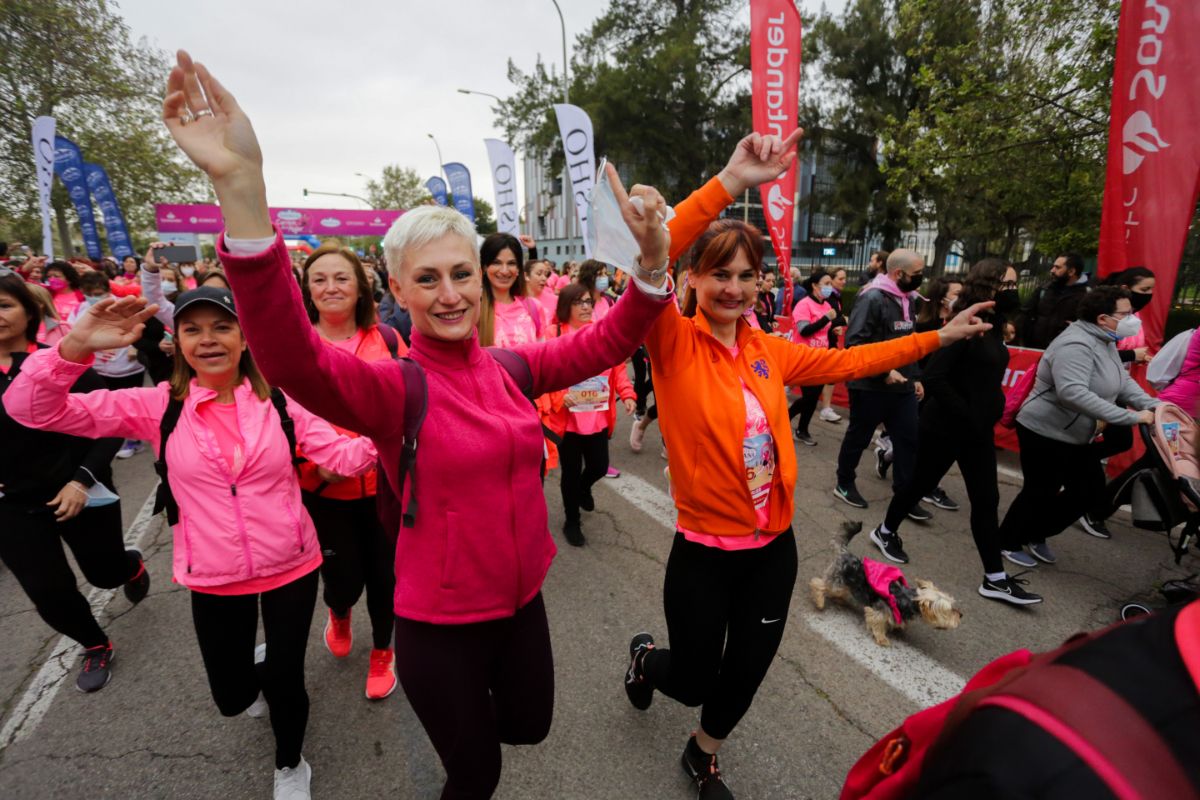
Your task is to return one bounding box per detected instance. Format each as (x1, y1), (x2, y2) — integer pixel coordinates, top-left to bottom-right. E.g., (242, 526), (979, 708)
(833, 484), (868, 509)
(869, 526), (909, 564)
(123, 549), (150, 604)
(978, 574), (1043, 606)
(906, 502), (933, 522)
(580, 490), (595, 513)
(874, 447), (890, 480)
(1078, 514), (1112, 539)
(563, 520), (586, 547)
(795, 429), (817, 447)
(923, 488), (960, 511)
(681, 737), (735, 800)
(76, 642), (114, 693)
(624, 633), (655, 711)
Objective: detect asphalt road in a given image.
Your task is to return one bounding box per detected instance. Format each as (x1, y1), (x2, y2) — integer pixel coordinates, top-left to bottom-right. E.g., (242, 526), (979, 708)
(0, 408), (1193, 799)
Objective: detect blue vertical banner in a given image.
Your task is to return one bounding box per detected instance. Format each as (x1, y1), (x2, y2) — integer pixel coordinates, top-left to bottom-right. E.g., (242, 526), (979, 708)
(83, 163), (134, 259)
(52, 136), (103, 259)
(442, 162), (476, 223)
(425, 176), (449, 207)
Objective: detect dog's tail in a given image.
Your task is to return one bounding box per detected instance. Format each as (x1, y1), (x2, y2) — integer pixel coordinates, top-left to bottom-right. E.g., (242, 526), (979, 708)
(832, 521), (864, 555)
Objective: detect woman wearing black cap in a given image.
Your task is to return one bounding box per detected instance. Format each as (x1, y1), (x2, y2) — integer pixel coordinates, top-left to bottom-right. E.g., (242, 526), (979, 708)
(3, 286), (379, 800)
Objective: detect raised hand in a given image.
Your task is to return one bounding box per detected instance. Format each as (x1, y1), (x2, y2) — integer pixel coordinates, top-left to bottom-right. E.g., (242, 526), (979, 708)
(717, 128), (804, 197)
(938, 301), (995, 345)
(144, 242), (168, 273)
(162, 51), (272, 238)
(605, 163), (670, 280)
(59, 296), (160, 364)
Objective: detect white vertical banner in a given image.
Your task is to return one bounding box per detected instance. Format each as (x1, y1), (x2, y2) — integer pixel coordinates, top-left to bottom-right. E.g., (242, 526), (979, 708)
(484, 138), (520, 236)
(32, 116), (56, 258)
(553, 104), (596, 256)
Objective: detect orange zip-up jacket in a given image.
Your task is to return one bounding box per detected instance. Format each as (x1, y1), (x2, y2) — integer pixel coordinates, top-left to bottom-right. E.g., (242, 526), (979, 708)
(646, 308), (942, 536)
(297, 324), (406, 499)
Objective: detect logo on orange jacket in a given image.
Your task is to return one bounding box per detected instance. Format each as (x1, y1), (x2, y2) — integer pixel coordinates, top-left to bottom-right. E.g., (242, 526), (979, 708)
(752, 359), (770, 379)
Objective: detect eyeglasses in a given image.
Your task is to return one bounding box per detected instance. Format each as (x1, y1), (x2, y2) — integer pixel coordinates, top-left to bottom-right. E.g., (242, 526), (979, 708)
(1107, 310), (1133, 319)
(571, 298), (594, 307)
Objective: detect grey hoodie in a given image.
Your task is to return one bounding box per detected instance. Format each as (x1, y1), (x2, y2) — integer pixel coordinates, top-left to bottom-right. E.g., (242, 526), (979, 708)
(1016, 319), (1158, 445)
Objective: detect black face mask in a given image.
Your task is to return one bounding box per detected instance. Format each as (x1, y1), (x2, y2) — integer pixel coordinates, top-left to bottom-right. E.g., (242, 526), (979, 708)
(897, 273), (924, 292)
(994, 289), (1021, 315)
(1130, 291), (1153, 312)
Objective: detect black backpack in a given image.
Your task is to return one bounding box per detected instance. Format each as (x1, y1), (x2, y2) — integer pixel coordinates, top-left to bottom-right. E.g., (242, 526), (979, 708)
(152, 387), (297, 527)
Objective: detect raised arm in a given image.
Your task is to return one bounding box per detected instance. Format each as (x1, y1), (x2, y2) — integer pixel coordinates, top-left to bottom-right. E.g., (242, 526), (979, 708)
(161, 51), (405, 441)
(140, 243), (178, 329)
(285, 395), (379, 477)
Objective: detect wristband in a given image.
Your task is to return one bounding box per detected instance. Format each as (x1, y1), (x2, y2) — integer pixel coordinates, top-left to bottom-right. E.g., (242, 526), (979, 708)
(634, 255), (669, 284)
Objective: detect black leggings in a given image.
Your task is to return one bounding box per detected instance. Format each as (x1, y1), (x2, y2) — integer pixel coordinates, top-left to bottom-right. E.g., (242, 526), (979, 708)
(558, 431), (609, 523)
(394, 593), (554, 800)
(632, 346), (652, 416)
(190, 568), (318, 770)
(0, 498), (134, 649)
(999, 424), (1104, 549)
(883, 427), (1003, 574)
(643, 529), (798, 740)
(787, 384), (825, 435)
(301, 492), (396, 649)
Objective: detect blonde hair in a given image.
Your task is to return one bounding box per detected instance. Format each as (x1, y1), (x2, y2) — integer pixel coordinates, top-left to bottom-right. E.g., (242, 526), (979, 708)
(25, 283), (60, 321)
(382, 205), (478, 282)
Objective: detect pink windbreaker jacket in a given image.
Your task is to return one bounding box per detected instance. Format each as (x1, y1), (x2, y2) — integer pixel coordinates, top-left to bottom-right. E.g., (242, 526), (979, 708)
(218, 176), (732, 624)
(3, 350), (378, 589)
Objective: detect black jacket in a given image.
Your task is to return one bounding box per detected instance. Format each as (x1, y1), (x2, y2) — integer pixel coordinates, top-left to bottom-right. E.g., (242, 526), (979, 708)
(915, 602), (1200, 799)
(919, 320), (1009, 441)
(0, 346), (121, 506)
(846, 288), (918, 393)
(377, 292), (413, 346)
(1022, 277), (1089, 349)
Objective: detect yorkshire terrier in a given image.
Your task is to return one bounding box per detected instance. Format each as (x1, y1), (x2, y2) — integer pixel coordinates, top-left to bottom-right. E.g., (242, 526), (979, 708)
(810, 521), (963, 647)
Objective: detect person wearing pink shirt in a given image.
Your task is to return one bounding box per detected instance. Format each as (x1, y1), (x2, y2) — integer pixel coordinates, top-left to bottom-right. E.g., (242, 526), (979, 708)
(110, 255), (144, 298)
(26, 283), (72, 346)
(478, 232), (545, 347)
(524, 256), (558, 327)
(3, 286), (377, 798)
(544, 283), (638, 546)
(45, 260), (85, 320)
(788, 269), (838, 445)
(577, 259), (616, 321)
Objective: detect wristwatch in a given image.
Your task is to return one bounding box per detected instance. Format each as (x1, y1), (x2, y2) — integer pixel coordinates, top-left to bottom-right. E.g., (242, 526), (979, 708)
(634, 255), (670, 284)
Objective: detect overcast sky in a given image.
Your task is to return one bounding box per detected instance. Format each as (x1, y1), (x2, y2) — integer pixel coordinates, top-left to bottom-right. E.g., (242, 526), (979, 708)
(118, 0), (842, 212)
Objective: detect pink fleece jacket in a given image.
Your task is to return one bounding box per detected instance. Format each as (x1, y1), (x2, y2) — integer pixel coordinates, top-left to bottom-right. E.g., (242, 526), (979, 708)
(218, 179), (730, 624)
(1159, 328), (1200, 419)
(3, 358), (378, 589)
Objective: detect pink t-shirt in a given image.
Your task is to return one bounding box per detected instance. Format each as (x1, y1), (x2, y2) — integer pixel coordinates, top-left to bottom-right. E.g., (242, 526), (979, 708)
(592, 294), (614, 322)
(325, 329), (365, 355)
(792, 296), (831, 349)
(53, 290), (81, 321)
(678, 345), (779, 551)
(493, 298), (541, 347)
(539, 286), (559, 324)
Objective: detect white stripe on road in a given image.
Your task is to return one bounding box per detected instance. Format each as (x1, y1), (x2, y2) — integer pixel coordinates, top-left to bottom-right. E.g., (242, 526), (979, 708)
(599, 472), (967, 708)
(0, 489), (161, 751)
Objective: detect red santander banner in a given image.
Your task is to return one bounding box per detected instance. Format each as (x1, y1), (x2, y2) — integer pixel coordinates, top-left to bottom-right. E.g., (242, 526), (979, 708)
(1098, 0), (1200, 349)
(750, 0), (802, 311)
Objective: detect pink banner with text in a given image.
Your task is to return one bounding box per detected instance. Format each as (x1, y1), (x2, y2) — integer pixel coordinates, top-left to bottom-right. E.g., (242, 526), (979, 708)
(155, 204), (405, 236)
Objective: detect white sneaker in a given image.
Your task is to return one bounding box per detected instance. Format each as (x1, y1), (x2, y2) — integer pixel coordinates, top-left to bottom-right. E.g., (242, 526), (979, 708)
(274, 757), (311, 800)
(629, 418), (646, 453)
(255, 642), (266, 664)
(246, 691), (268, 718)
(819, 407), (842, 423)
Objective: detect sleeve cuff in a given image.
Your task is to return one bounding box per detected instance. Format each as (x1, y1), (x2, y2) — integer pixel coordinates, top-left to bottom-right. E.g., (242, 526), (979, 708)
(631, 273), (674, 298)
(72, 466), (97, 488)
(224, 233), (279, 257)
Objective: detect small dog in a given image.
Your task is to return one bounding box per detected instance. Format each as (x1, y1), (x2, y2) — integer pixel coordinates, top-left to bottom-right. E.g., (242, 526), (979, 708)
(810, 521), (962, 647)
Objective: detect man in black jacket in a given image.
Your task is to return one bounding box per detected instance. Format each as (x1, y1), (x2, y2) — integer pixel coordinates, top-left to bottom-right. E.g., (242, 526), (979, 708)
(834, 249), (931, 559)
(1021, 252), (1089, 349)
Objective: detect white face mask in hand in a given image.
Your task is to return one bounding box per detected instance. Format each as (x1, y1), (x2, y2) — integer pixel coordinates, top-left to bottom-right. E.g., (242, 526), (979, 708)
(586, 157), (675, 275)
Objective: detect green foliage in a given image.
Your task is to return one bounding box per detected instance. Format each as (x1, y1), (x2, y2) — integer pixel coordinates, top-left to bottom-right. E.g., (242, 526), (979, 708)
(0, 0), (207, 251)
(472, 196), (496, 236)
(500, 0), (751, 204)
(364, 165), (432, 210)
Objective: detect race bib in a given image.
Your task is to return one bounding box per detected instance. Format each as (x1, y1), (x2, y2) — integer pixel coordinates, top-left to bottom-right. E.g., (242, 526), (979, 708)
(744, 432), (775, 509)
(567, 374), (609, 413)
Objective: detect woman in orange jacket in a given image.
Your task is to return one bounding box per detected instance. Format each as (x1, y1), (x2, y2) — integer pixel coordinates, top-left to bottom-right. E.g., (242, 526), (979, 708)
(296, 243), (406, 701)
(543, 283), (637, 547)
(621, 211), (993, 799)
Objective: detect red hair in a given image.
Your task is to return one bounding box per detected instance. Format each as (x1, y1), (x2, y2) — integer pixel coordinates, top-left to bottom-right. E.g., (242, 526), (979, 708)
(681, 219), (764, 317)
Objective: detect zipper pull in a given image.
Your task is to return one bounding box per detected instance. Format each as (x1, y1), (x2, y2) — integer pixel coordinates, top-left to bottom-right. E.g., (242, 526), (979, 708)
(230, 484), (237, 496)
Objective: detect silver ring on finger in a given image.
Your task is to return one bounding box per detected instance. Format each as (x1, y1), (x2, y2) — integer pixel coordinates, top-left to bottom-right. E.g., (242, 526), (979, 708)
(180, 111), (195, 125)
(194, 109), (214, 120)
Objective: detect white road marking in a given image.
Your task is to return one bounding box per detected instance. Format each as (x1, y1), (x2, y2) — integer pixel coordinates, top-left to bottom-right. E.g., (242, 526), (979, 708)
(600, 472), (967, 708)
(0, 490), (161, 751)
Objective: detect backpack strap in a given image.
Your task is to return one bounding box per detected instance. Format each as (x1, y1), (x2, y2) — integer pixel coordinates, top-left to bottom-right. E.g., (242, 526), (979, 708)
(976, 664), (1197, 800)
(378, 323), (401, 359)
(394, 358), (428, 528)
(269, 388), (301, 466)
(152, 396), (186, 526)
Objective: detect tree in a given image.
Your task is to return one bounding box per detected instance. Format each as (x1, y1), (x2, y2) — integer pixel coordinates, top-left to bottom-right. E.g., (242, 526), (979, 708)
(364, 165), (433, 209)
(500, 0), (751, 204)
(0, 0), (207, 255)
(472, 197), (496, 236)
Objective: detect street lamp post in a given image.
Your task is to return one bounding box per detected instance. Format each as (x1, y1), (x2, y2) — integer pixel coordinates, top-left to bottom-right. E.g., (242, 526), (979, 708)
(427, 133), (448, 185)
(456, 88), (503, 103)
(549, 0), (569, 104)
(302, 188), (372, 207)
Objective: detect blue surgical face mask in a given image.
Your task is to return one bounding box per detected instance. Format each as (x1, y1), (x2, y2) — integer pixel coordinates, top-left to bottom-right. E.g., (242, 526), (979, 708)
(820, 285), (834, 298)
(84, 294), (110, 307)
(161, 280), (178, 294)
(595, 276), (610, 292)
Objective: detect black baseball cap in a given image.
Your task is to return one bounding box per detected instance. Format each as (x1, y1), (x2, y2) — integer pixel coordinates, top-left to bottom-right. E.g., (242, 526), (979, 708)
(173, 286), (237, 321)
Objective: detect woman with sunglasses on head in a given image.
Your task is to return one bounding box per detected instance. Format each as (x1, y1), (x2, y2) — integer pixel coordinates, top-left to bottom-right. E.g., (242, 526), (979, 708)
(620, 195), (993, 800)
(4, 284), (379, 800)
(157, 48), (796, 799)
